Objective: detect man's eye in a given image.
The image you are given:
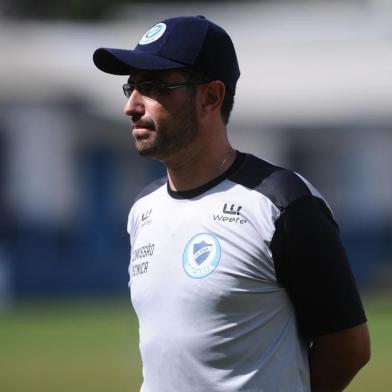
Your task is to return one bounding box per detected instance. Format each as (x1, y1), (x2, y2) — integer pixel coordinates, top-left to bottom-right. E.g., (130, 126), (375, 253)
(138, 82), (153, 96)
(141, 82), (169, 96)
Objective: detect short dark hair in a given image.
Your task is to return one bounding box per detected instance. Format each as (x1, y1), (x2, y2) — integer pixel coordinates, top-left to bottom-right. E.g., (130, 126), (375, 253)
(182, 69), (234, 125)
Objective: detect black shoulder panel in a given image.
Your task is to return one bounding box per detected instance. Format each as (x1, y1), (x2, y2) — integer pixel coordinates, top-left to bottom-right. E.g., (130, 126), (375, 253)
(255, 169), (311, 211)
(229, 154), (311, 211)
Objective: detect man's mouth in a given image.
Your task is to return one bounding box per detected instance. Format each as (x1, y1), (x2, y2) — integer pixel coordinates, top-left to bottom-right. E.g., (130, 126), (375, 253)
(132, 119), (155, 130)
(132, 123), (155, 139)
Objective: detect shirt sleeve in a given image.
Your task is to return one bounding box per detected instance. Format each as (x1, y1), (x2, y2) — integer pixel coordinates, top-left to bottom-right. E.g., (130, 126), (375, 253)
(270, 195), (367, 338)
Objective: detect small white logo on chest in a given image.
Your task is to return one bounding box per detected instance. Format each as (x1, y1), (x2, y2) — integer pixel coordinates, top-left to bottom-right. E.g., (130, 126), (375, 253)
(140, 209), (153, 228)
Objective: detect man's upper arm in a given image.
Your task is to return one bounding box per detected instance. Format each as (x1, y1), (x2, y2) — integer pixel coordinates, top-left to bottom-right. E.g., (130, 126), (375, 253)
(271, 195), (370, 390)
(271, 195), (367, 338)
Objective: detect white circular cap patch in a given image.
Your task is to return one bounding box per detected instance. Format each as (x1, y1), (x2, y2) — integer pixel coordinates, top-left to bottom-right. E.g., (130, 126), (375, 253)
(139, 23), (167, 45)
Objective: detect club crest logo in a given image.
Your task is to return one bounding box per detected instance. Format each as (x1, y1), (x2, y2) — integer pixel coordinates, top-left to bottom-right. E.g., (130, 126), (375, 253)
(183, 233), (221, 279)
(139, 23), (166, 45)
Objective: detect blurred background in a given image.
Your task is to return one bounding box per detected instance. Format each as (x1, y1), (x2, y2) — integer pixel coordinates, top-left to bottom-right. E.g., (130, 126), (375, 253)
(0, 0), (391, 391)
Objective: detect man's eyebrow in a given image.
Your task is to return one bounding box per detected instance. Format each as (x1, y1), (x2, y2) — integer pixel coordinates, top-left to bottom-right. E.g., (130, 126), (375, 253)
(128, 72), (165, 83)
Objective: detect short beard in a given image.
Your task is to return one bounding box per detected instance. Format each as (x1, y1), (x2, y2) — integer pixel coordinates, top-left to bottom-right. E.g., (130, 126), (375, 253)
(135, 95), (199, 160)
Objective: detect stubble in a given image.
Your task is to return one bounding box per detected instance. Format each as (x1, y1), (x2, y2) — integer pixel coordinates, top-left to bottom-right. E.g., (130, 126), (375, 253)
(133, 95), (199, 160)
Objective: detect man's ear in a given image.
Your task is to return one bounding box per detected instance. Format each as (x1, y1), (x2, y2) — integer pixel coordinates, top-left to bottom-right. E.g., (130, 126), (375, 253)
(199, 81), (225, 117)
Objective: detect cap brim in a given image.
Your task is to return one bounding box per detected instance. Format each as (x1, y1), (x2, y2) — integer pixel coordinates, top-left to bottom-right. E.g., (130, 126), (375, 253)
(93, 48), (187, 75)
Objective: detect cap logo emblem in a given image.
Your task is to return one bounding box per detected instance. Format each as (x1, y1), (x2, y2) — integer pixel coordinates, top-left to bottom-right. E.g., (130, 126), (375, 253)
(139, 23), (167, 45)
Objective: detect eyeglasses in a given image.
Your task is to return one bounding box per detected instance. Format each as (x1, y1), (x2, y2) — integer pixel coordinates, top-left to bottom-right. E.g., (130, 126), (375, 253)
(122, 80), (210, 99)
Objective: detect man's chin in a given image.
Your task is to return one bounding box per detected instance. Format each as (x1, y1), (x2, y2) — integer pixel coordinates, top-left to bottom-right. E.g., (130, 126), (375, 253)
(135, 143), (163, 159)
(137, 149), (155, 158)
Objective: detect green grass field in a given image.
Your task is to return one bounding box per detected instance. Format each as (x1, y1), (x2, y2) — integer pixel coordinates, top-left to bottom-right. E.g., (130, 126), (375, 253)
(0, 295), (390, 391)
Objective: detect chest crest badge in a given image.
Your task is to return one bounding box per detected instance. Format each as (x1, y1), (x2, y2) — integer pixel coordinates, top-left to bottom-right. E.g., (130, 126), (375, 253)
(183, 233), (221, 279)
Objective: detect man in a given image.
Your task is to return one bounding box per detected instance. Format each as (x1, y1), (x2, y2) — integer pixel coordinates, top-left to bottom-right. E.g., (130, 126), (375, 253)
(93, 15), (370, 392)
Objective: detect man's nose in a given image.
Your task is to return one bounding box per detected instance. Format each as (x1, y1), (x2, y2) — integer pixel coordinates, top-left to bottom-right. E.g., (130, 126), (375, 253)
(124, 89), (145, 117)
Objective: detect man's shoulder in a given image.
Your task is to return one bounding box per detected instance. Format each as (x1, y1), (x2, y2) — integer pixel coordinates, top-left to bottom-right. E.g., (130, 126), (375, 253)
(230, 153), (315, 211)
(134, 176), (167, 203)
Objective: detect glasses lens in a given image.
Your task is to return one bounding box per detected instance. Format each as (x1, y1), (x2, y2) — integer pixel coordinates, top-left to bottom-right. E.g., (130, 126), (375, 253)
(123, 81), (194, 99)
(123, 83), (134, 98)
(139, 82), (173, 98)
(122, 82), (157, 98)
(137, 82), (150, 97)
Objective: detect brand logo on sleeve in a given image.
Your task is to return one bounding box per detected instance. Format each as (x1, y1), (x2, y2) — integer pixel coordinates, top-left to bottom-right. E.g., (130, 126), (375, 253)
(142, 209), (152, 221)
(213, 203), (247, 224)
(140, 209), (153, 228)
(223, 203), (242, 215)
(183, 233), (221, 279)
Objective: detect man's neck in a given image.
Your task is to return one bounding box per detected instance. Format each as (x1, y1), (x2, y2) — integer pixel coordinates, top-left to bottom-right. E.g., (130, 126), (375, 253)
(164, 145), (236, 192)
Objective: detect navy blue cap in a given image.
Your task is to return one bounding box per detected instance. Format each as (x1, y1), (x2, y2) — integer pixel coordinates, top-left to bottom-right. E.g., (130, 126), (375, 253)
(93, 15), (240, 95)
